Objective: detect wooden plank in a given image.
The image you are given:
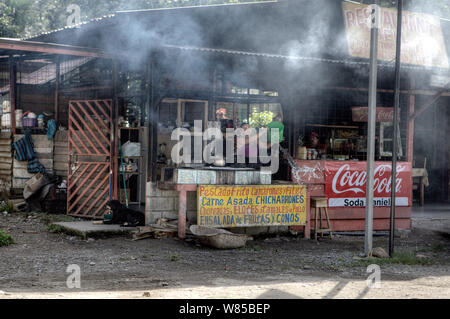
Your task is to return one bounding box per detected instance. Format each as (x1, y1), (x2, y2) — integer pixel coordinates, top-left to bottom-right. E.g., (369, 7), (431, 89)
(0, 169), (11, 175)
(14, 135), (54, 148)
(0, 145), (11, 152)
(14, 159), (53, 169)
(0, 157), (13, 164)
(34, 147), (54, 154)
(0, 152), (12, 158)
(54, 163), (68, 171)
(54, 154), (68, 162)
(0, 140), (11, 146)
(12, 178), (28, 189)
(0, 163), (11, 170)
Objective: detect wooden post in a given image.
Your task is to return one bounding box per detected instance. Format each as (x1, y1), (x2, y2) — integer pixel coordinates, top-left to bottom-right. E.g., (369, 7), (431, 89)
(178, 189), (187, 239)
(406, 79), (415, 163)
(9, 56), (16, 135)
(112, 60), (119, 200)
(304, 187), (311, 239)
(54, 57), (60, 124)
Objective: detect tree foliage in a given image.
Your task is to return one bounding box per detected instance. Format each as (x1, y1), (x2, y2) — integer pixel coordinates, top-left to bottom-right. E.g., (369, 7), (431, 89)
(1, 0), (449, 38)
(0, 0), (269, 38)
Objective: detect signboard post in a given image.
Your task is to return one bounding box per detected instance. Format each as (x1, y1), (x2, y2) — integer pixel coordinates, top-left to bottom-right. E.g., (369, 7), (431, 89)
(390, 0), (403, 258)
(365, 1), (379, 257)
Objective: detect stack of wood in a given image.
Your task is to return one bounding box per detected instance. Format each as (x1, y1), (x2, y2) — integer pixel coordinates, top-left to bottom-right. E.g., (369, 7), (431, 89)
(12, 134), (54, 190)
(132, 218), (179, 240)
(53, 131), (68, 179)
(0, 132), (12, 194)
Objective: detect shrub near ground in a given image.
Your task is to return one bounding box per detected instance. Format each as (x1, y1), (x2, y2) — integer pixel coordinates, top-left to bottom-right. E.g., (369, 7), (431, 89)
(0, 229), (13, 247)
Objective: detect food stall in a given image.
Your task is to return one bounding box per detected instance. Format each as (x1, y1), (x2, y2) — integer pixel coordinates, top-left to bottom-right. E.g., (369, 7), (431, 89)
(291, 105), (413, 232)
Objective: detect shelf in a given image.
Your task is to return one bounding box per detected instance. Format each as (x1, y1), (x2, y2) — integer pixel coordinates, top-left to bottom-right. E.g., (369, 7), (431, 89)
(122, 156), (142, 159)
(306, 124), (359, 129)
(119, 172), (140, 175)
(119, 127), (142, 130)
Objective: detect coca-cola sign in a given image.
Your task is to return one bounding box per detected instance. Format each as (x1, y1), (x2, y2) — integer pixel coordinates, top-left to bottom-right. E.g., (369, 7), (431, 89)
(325, 161), (412, 207)
(352, 107), (399, 122)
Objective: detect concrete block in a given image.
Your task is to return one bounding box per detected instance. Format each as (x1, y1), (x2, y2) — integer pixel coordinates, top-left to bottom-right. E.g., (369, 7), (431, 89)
(53, 221), (135, 239)
(243, 227), (270, 235)
(260, 170), (272, 185)
(149, 197), (175, 211)
(176, 169), (198, 184)
(161, 211), (178, 220)
(197, 170), (216, 184)
(268, 226), (289, 234)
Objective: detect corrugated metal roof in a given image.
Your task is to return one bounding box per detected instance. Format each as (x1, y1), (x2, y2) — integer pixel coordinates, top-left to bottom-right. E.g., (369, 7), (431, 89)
(162, 44), (450, 73)
(23, 14), (116, 41)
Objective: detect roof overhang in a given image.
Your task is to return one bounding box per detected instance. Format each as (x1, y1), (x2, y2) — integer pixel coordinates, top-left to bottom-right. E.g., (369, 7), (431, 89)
(0, 38), (110, 59)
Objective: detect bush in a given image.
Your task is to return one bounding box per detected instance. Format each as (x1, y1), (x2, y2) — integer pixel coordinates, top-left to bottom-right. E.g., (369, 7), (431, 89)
(0, 230), (14, 247)
(0, 201), (14, 213)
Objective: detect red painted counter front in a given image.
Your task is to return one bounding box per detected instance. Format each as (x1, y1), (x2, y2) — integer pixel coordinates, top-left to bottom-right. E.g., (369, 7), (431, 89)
(291, 160), (412, 232)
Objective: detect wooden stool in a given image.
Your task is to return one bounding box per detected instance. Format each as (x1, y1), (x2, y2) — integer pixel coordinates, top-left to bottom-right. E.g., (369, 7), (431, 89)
(311, 197), (332, 239)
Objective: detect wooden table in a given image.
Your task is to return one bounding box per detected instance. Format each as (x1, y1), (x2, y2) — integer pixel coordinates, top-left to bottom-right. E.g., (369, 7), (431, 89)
(157, 182), (197, 239)
(412, 168), (429, 206)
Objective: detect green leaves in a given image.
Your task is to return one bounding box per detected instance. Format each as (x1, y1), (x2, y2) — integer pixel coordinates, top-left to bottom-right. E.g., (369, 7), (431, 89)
(0, 0), (271, 38)
(0, 230), (14, 247)
(249, 111), (273, 128)
(1, 0), (449, 39)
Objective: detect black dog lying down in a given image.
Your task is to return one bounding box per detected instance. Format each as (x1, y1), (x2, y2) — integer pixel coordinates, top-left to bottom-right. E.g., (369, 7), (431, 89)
(105, 200), (145, 227)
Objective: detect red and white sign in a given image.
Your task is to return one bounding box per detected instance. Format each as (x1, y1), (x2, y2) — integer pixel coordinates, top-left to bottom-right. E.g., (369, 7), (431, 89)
(325, 161), (412, 207)
(352, 107), (398, 122)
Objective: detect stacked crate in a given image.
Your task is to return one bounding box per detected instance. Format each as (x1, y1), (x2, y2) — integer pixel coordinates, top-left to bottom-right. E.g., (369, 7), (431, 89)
(53, 131), (68, 179)
(12, 134), (54, 191)
(0, 132), (12, 194)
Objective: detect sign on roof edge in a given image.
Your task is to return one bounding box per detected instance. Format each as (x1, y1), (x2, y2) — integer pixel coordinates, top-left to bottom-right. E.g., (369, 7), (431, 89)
(342, 2), (449, 69)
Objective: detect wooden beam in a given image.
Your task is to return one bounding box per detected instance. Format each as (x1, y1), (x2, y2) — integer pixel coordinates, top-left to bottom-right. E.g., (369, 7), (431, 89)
(59, 86), (113, 94)
(409, 82), (450, 121)
(406, 78), (415, 163)
(0, 38), (109, 58)
(9, 56), (16, 135)
(327, 86), (450, 97)
(55, 57), (60, 123)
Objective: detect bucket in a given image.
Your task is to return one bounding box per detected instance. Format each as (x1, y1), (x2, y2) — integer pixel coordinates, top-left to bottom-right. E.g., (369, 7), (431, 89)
(296, 146), (307, 160)
(23, 118), (37, 128)
(2, 101), (10, 113)
(1, 113), (11, 128)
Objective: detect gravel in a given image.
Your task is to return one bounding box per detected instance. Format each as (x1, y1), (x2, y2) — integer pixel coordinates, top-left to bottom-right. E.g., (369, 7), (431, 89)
(0, 212), (448, 293)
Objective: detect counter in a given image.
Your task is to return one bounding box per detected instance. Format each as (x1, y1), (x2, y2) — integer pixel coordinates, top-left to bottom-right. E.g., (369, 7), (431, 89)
(291, 160), (412, 232)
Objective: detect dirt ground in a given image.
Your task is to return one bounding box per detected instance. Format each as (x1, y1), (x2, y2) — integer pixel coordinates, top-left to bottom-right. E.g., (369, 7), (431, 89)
(0, 211), (449, 299)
